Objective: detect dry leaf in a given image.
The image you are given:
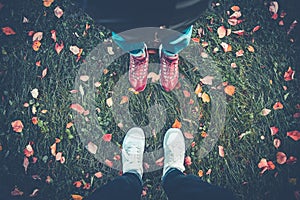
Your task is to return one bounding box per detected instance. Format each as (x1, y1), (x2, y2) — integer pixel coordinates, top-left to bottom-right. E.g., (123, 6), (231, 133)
(23, 157), (29, 173)
(172, 119), (182, 128)
(147, 72), (160, 82)
(273, 138), (281, 149)
(87, 142), (98, 154)
(32, 32), (43, 41)
(55, 42), (64, 54)
(231, 5), (240, 11)
(247, 45), (255, 52)
(224, 85), (235, 96)
(106, 97), (113, 107)
(217, 26), (227, 38)
(71, 194), (83, 200)
(261, 108), (271, 116)
(54, 6), (64, 18)
(41, 67), (48, 79)
(70, 103), (85, 114)
(2, 27), (16, 35)
(201, 92), (210, 103)
(184, 132), (194, 139)
(80, 75), (89, 82)
(70, 45), (80, 55)
(218, 145), (225, 157)
(120, 96), (129, 104)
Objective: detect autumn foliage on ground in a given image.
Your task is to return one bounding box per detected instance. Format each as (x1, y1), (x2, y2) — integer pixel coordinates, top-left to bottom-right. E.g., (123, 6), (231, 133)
(0, 0), (299, 199)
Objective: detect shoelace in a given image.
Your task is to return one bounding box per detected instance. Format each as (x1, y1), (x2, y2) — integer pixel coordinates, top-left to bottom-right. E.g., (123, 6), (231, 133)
(130, 55), (148, 79)
(161, 56), (178, 80)
(123, 144), (142, 163)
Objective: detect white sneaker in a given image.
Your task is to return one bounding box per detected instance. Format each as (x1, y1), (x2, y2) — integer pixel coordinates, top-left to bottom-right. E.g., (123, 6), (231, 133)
(162, 128), (185, 178)
(122, 127), (145, 179)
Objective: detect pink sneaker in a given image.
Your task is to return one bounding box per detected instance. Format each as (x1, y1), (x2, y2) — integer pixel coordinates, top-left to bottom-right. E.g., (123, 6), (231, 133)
(160, 51), (179, 92)
(129, 51), (149, 92)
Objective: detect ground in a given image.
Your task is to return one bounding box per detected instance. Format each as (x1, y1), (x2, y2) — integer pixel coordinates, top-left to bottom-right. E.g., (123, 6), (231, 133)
(0, 0), (299, 200)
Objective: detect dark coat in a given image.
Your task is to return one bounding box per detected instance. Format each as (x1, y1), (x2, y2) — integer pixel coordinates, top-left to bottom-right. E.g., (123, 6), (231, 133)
(75, 0), (211, 32)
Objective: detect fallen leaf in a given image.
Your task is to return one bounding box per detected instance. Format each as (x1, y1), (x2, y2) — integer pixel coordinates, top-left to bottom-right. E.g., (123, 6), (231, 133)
(220, 42), (232, 52)
(183, 132), (194, 139)
(287, 20), (298, 35)
(273, 102), (283, 110)
(198, 170), (203, 177)
(172, 119), (182, 128)
(194, 84), (202, 95)
(70, 45), (81, 55)
(32, 32), (43, 41)
(107, 47), (114, 55)
(273, 138), (281, 148)
(184, 156), (192, 166)
(71, 194), (83, 200)
(54, 6), (64, 18)
(235, 49), (244, 57)
(94, 172), (103, 178)
(29, 189), (39, 197)
(102, 134), (112, 142)
(231, 5), (240, 11)
(270, 126), (279, 135)
(200, 75), (214, 85)
(23, 157), (29, 173)
(11, 120), (24, 133)
(206, 168), (212, 175)
(2, 27), (16, 35)
(120, 96), (129, 104)
(232, 30), (245, 36)
(66, 122), (73, 129)
(32, 117), (38, 125)
(217, 26), (227, 38)
(50, 30), (56, 42)
(218, 145), (225, 157)
(70, 103), (85, 114)
(11, 187), (24, 196)
(230, 11), (242, 19)
(155, 157), (164, 166)
(105, 159), (113, 168)
(269, 1), (279, 15)
(55, 42), (64, 54)
(192, 38), (200, 42)
(287, 130), (300, 141)
(231, 63), (237, 68)
(252, 25), (261, 32)
(32, 40), (41, 51)
(261, 108), (271, 116)
(247, 45), (255, 52)
(87, 142), (98, 154)
(80, 75), (89, 82)
(284, 67), (295, 81)
(183, 90), (191, 98)
(73, 181), (82, 188)
(43, 0), (54, 7)
(276, 152), (287, 164)
(201, 92), (210, 103)
(147, 72), (160, 82)
(224, 85), (235, 96)
(41, 67), (48, 79)
(55, 152), (62, 161)
(106, 97), (113, 107)
(286, 156), (297, 164)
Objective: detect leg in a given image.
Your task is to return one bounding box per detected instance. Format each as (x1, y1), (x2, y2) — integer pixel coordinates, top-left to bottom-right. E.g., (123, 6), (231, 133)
(86, 172), (142, 200)
(86, 127), (145, 200)
(159, 26), (193, 92)
(112, 32), (145, 56)
(161, 128), (236, 200)
(162, 169), (236, 200)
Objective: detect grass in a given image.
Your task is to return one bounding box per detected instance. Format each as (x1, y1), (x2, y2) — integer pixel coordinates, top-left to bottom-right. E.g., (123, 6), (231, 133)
(0, 0), (299, 199)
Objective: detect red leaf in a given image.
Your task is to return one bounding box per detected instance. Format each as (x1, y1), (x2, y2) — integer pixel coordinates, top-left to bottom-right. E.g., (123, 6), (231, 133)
(105, 159), (113, 168)
(217, 26), (227, 38)
(252, 25), (261, 32)
(273, 138), (281, 149)
(232, 30), (245, 36)
(287, 130), (300, 141)
(276, 152), (287, 164)
(70, 103), (85, 114)
(270, 126), (279, 136)
(51, 30), (57, 42)
(284, 67), (295, 81)
(2, 27), (16, 35)
(11, 187), (24, 196)
(184, 156), (192, 166)
(23, 157), (29, 173)
(102, 134), (112, 142)
(55, 42), (64, 54)
(273, 102), (283, 110)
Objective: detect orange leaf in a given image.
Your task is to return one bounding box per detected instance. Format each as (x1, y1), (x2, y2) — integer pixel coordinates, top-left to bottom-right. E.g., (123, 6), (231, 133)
(43, 0), (54, 7)
(50, 143), (56, 156)
(217, 26), (226, 38)
(105, 159), (113, 168)
(32, 117), (38, 125)
(201, 92), (210, 103)
(220, 42), (232, 52)
(247, 45), (255, 52)
(94, 172), (103, 178)
(273, 102), (283, 110)
(2, 27), (16, 35)
(198, 170), (203, 177)
(231, 5), (240, 11)
(11, 120), (24, 133)
(194, 84), (202, 95)
(192, 38), (200, 42)
(172, 119), (182, 128)
(270, 126), (279, 135)
(120, 96), (129, 104)
(224, 85), (235, 96)
(71, 194), (83, 200)
(32, 40), (41, 51)
(66, 122), (73, 129)
(287, 130), (300, 141)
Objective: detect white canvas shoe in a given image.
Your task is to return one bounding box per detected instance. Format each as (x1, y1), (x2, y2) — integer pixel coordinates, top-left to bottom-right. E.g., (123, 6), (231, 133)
(162, 128), (185, 178)
(122, 127), (145, 179)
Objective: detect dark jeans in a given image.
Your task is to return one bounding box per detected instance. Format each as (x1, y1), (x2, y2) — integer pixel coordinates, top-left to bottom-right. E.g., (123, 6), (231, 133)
(86, 169), (236, 200)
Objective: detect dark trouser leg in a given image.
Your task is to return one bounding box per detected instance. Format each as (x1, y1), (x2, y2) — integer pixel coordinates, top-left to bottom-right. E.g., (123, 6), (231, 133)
(86, 172), (142, 200)
(162, 168), (236, 200)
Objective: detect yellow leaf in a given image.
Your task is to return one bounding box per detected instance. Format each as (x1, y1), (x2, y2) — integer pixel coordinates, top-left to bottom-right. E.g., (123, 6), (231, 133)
(194, 84), (202, 95)
(201, 92), (210, 103)
(247, 45), (255, 53)
(71, 194), (83, 200)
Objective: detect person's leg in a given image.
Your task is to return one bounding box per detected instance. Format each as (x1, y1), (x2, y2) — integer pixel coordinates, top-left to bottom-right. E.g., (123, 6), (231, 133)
(86, 172), (142, 200)
(161, 128), (236, 200)
(162, 169), (236, 200)
(86, 127), (145, 200)
(159, 25), (193, 92)
(112, 32), (149, 92)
